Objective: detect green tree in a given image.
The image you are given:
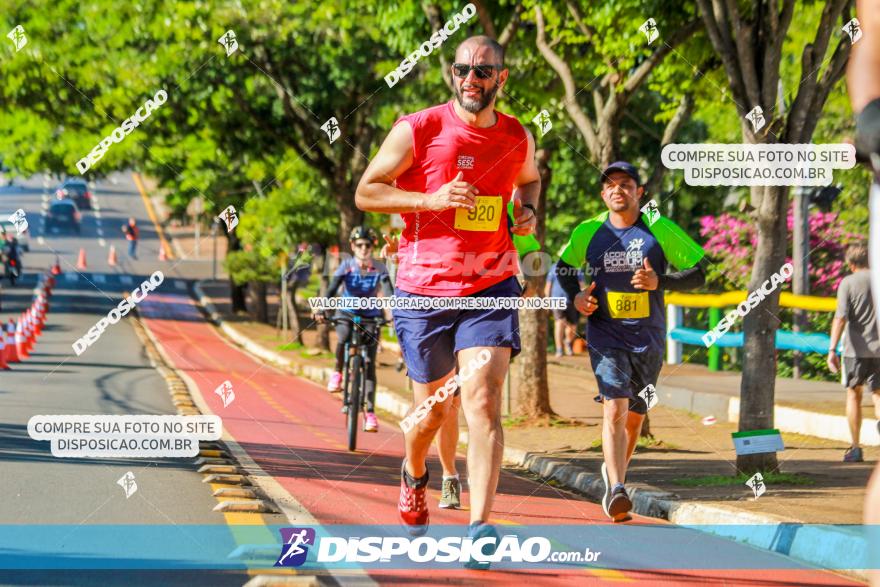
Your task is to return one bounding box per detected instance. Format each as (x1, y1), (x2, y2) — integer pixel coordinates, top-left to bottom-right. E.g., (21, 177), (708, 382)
(697, 0), (856, 474)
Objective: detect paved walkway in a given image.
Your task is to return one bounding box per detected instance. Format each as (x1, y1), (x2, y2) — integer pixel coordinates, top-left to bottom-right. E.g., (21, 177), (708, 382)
(138, 290), (861, 585)
(197, 280), (877, 528)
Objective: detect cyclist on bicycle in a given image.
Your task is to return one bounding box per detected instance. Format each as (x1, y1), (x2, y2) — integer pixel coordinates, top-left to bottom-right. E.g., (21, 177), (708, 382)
(316, 225), (393, 432)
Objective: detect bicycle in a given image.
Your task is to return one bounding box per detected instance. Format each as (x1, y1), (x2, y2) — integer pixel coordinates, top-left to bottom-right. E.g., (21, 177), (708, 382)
(326, 313), (389, 451)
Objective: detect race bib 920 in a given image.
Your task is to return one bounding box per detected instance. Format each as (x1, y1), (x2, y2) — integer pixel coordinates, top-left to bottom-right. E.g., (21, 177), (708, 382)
(606, 291), (649, 319)
(454, 195), (502, 232)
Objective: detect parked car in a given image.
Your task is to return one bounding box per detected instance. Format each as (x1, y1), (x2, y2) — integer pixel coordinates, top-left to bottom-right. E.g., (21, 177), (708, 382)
(46, 200), (81, 234)
(0, 217), (30, 251)
(55, 179), (92, 209)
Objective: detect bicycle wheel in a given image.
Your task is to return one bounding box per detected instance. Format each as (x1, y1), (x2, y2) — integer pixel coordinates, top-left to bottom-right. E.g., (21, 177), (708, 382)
(347, 354), (363, 451)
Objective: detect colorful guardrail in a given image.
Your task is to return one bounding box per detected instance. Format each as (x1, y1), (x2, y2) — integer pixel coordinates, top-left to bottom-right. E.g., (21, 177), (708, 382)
(665, 292), (838, 371)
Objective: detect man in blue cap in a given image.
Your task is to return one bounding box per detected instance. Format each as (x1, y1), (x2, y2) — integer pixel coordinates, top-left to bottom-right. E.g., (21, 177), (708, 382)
(554, 161), (707, 521)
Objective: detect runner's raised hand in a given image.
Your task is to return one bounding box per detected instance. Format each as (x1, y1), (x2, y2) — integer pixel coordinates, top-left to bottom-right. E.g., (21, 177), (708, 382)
(381, 232), (399, 263)
(511, 198), (536, 236)
(423, 171), (477, 211)
(631, 258), (658, 290)
(574, 282), (598, 316)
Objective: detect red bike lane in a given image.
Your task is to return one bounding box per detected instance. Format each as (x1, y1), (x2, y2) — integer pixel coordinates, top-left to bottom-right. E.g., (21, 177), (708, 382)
(138, 293), (861, 586)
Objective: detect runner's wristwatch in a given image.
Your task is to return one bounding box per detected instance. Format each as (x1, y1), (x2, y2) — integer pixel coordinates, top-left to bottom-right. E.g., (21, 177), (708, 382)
(522, 203), (537, 216)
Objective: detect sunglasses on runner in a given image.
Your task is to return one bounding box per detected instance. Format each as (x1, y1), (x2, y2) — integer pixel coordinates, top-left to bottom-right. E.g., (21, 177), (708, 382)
(452, 63), (502, 79)
(353, 241), (373, 249)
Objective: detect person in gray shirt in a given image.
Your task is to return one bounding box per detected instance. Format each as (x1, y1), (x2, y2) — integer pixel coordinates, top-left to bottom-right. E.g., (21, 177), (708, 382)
(828, 244), (880, 462)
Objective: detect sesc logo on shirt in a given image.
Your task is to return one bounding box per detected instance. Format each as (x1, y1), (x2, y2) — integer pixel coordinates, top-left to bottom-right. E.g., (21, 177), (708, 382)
(457, 155), (474, 170)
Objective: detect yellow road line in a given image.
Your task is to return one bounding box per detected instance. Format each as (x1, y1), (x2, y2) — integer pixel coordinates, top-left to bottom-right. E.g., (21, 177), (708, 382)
(588, 569), (633, 582)
(131, 171), (174, 260)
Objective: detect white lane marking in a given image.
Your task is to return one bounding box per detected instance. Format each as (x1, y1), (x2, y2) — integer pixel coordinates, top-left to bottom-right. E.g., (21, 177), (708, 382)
(94, 210), (102, 219)
(93, 274), (106, 284)
(121, 275), (134, 285)
(37, 236), (45, 245)
(98, 238), (106, 247)
(41, 202), (48, 210)
(64, 273), (79, 282)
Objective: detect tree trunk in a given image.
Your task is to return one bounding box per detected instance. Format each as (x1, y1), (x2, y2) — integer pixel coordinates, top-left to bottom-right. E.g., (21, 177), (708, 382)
(251, 281), (269, 324)
(336, 180), (363, 249)
(516, 295), (554, 419)
(515, 148), (555, 420)
(737, 184), (787, 474)
(227, 231), (247, 313)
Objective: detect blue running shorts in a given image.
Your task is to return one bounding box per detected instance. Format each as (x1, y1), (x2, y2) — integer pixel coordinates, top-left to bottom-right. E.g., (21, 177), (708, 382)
(588, 347), (663, 415)
(392, 276), (522, 384)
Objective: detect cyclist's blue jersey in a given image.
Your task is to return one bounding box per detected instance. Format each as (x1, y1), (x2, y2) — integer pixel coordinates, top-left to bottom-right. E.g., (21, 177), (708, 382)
(331, 257), (390, 318)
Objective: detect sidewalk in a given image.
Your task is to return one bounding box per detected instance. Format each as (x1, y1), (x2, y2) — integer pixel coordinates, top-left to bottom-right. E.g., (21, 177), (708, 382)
(193, 279), (875, 580)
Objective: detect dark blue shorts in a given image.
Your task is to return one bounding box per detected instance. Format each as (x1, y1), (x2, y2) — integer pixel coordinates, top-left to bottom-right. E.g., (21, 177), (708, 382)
(392, 277), (522, 384)
(588, 346), (663, 415)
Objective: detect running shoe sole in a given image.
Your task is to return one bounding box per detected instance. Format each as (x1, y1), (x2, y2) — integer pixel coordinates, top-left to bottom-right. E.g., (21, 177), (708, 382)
(607, 491), (633, 522)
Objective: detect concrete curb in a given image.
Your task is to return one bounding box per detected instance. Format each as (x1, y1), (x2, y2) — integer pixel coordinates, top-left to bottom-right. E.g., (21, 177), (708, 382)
(190, 281), (869, 581)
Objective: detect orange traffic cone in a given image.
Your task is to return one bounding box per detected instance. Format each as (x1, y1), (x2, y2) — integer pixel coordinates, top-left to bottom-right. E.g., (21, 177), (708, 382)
(0, 330), (9, 370)
(108, 245), (118, 266)
(76, 248), (87, 270)
(5, 320), (17, 363)
(51, 256), (62, 276)
(33, 306), (43, 336)
(15, 318), (28, 360)
(35, 298), (46, 334)
(23, 312), (34, 353)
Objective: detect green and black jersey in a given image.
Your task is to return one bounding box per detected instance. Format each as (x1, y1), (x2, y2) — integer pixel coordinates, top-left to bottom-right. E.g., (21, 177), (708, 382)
(558, 211), (704, 352)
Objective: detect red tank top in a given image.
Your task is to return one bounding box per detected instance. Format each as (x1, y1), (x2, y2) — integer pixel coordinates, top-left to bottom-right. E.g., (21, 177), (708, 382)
(393, 101), (528, 296)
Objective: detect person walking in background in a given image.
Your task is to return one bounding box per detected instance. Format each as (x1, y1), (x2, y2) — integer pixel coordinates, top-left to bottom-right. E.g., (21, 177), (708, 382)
(122, 217), (139, 259)
(847, 2), (880, 578)
(546, 260), (584, 357)
(827, 244), (880, 462)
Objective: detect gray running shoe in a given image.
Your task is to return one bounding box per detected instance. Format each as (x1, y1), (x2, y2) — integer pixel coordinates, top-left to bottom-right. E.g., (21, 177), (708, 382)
(607, 486), (633, 522)
(844, 446), (864, 462)
(439, 476), (461, 509)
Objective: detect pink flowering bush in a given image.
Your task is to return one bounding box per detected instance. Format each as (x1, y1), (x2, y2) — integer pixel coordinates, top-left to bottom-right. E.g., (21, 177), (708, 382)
(699, 206), (863, 296)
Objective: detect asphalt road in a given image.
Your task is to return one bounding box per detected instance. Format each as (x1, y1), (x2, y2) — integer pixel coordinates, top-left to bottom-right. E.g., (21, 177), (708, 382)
(0, 174), (271, 586)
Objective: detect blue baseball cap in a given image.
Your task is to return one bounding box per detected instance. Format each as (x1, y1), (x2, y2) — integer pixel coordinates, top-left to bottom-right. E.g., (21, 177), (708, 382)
(601, 161), (641, 186)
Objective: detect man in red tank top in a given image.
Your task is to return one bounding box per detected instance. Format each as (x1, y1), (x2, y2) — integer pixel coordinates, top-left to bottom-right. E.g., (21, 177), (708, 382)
(356, 35), (540, 561)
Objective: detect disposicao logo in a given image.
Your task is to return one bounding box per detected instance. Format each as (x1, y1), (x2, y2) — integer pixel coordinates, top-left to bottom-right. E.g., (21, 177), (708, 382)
(275, 527), (316, 567)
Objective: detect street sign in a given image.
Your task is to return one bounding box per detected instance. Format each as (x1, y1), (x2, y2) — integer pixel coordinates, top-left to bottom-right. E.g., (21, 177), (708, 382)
(732, 428), (785, 455)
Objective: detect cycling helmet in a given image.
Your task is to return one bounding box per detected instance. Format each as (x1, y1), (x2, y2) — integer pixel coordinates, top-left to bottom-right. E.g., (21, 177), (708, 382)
(349, 225), (378, 244)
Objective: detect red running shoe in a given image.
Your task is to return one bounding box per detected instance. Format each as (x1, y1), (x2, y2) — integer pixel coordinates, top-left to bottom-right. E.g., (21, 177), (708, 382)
(398, 460), (429, 536)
